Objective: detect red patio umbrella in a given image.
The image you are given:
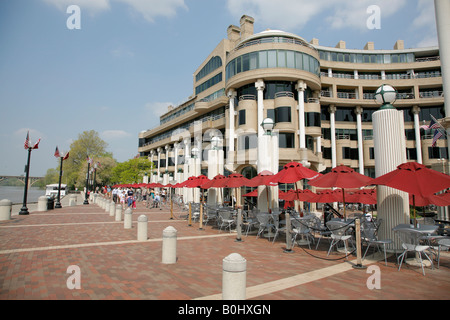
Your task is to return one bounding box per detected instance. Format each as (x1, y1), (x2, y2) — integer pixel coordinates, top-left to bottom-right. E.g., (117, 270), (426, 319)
(218, 173), (251, 208)
(312, 190), (341, 203)
(200, 174), (227, 189)
(370, 161), (450, 225)
(247, 170), (278, 187)
(270, 162), (322, 216)
(309, 165), (374, 218)
(283, 189), (317, 202)
(409, 193), (450, 207)
(345, 189), (377, 205)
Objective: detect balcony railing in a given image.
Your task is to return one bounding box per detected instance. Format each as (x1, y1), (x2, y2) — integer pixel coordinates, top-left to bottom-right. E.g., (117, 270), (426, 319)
(419, 91), (444, 99)
(275, 91), (294, 99)
(337, 92), (357, 99)
(239, 94), (256, 101)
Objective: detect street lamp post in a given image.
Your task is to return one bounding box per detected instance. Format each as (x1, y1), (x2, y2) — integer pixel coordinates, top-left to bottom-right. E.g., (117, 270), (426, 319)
(19, 132), (40, 215)
(83, 158), (91, 205)
(18, 147), (32, 215)
(55, 156), (64, 209)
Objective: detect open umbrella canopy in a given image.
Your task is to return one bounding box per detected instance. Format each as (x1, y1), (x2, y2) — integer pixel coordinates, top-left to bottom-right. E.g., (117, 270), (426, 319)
(345, 189), (377, 205)
(312, 190), (341, 203)
(247, 170), (278, 187)
(270, 162), (321, 184)
(309, 165), (373, 189)
(283, 189), (317, 202)
(370, 162), (450, 196)
(409, 193), (450, 207)
(219, 173), (251, 188)
(184, 175), (211, 188)
(243, 189), (288, 199)
(200, 174), (227, 189)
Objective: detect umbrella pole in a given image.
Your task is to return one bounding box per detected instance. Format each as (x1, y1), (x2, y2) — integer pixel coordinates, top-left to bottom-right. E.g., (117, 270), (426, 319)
(413, 195), (417, 228)
(295, 182), (302, 217)
(266, 187), (270, 213)
(342, 188), (346, 219)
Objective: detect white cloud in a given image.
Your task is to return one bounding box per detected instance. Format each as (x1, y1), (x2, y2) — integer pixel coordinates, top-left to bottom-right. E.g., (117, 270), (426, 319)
(42, 0), (187, 21)
(42, 0), (110, 14)
(115, 0), (188, 23)
(145, 102), (174, 118)
(101, 130), (132, 139)
(411, 0), (438, 47)
(226, 0), (407, 31)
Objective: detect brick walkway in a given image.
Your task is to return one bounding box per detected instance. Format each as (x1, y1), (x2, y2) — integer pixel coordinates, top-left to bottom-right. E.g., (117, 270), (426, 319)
(0, 198), (449, 301)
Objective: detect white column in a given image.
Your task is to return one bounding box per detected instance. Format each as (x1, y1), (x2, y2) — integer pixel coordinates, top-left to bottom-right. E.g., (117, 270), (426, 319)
(355, 106), (364, 174)
(165, 145), (169, 172)
(173, 142), (179, 182)
(434, 0), (450, 150)
(296, 81), (307, 149)
(373, 108), (409, 251)
(227, 89), (237, 164)
(257, 131), (279, 212)
(412, 106), (423, 164)
(329, 105), (337, 168)
(381, 71), (386, 80)
(157, 147), (162, 181)
(316, 136), (322, 153)
(255, 79), (265, 138)
(149, 150), (155, 182)
(183, 138), (191, 202)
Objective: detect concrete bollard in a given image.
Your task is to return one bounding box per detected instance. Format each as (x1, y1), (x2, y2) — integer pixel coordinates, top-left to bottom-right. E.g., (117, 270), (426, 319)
(162, 226), (177, 264)
(0, 199), (12, 221)
(137, 215), (148, 241)
(105, 199), (110, 212)
(222, 253), (247, 300)
(69, 194), (77, 206)
(115, 204), (122, 221)
(109, 201), (116, 217)
(38, 196), (48, 212)
(124, 207), (132, 229)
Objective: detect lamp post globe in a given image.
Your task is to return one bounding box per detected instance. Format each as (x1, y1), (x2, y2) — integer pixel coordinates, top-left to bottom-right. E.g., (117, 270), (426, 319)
(374, 84), (397, 109)
(261, 118), (275, 135)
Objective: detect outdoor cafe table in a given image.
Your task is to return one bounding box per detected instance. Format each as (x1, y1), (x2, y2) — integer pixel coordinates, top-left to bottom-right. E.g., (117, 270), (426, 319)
(393, 224), (439, 267)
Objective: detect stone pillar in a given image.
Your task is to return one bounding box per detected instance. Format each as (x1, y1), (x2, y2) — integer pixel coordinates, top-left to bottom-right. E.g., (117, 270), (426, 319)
(255, 79), (265, 138)
(222, 253), (246, 300)
(296, 81), (307, 149)
(329, 105), (337, 168)
(137, 215), (148, 241)
(124, 207), (132, 229)
(115, 204), (123, 222)
(162, 226), (177, 264)
(157, 147), (162, 181)
(69, 194), (77, 206)
(227, 89), (237, 164)
(109, 201), (116, 217)
(412, 106), (423, 164)
(355, 106), (364, 174)
(373, 108), (409, 251)
(0, 199), (12, 221)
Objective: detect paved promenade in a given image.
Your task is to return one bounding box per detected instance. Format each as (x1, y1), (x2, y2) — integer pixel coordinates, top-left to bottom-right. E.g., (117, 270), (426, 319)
(0, 197), (449, 302)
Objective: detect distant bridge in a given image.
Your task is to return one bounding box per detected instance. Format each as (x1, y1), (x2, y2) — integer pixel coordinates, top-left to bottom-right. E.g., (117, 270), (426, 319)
(0, 175), (44, 187)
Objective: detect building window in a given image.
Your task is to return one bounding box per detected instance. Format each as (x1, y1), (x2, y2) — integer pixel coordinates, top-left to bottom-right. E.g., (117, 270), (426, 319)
(305, 112), (321, 127)
(238, 110), (246, 125)
(275, 106), (291, 123)
(428, 147), (448, 159)
(406, 148), (417, 160)
(342, 147), (358, 160)
(369, 148), (375, 160)
(267, 109), (275, 121)
(323, 147), (332, 159)
(404, 129), (416, 140)
(279, 133), (295, 148)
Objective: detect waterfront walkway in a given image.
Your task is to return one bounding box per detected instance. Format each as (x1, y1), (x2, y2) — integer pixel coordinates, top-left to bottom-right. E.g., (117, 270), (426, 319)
(0, 198), (449, 301)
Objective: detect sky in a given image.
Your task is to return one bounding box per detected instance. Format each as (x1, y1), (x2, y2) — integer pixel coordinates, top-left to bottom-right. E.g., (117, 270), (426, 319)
(0, 0), (439, 177)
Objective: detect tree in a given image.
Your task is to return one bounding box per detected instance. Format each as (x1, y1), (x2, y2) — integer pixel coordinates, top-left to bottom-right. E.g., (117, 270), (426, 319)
(57, 130), (115, 189)
(110, 158), (154, 184)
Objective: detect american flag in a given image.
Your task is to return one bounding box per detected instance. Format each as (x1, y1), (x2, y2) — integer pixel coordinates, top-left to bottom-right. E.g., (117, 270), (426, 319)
(24, 131), (40, 150)
(24, 131), (30, 149)
(63, 152), (69, 160)
(32, 138), (41, 150)
(429, 115), (442, 129)
(54, 146), (61, 158)
(432, 129), (443, 147)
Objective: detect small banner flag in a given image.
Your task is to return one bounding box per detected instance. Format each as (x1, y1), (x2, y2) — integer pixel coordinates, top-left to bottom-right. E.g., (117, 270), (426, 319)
(54, 146), (61, 158)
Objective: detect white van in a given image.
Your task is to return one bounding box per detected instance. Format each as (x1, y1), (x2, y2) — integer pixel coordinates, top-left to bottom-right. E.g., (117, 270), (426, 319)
(45, 184), (67, 197)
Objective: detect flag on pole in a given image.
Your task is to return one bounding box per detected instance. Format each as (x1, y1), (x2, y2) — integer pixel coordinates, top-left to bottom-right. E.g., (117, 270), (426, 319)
(24, 131), (30, 149)
(432, 129), (443, 147)
(54, 146), (61, 158)
(63, 152), (69, 160)
(429, 115), (442, 130)
(32, 138), (41, 150)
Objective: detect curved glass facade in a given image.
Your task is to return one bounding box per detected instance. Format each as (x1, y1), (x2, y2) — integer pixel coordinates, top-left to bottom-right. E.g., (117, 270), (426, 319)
(226, 49), (320, 81)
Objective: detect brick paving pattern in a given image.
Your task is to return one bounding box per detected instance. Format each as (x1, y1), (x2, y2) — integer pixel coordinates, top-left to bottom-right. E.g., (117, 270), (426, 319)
(0, 198), (449, 300)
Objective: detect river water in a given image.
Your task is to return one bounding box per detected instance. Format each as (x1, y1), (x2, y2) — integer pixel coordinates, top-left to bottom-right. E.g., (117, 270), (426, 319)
(0, 186), (46, 204)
